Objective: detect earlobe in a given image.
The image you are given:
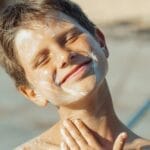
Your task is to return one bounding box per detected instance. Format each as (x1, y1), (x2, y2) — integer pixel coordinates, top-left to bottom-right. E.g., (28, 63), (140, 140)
(95, 28), (109, 58)
(18, 85), (49, 107)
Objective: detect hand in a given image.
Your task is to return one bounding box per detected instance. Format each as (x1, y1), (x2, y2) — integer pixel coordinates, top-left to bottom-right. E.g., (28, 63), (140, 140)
(60, 119), (127, 150)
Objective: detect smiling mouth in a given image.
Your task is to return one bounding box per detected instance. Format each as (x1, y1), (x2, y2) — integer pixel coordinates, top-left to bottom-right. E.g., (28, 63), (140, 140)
(60, 59), (92, 85)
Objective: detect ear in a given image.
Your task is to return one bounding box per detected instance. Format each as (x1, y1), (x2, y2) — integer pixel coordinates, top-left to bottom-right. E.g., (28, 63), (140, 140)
(18, 85), (49, 107)
(95, 28), (109, 58)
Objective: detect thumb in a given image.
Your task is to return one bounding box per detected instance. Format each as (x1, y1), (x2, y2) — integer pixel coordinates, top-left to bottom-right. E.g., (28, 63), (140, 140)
(113, 132), (128, 150)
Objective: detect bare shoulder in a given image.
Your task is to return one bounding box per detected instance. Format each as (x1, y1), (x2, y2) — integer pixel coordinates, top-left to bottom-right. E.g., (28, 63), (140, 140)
(125, 138), (150, 150)
(14, 122), (60, 150)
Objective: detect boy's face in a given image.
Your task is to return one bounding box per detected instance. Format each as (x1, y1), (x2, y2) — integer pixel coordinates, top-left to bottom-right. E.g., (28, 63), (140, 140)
(15, 12), (108, 106)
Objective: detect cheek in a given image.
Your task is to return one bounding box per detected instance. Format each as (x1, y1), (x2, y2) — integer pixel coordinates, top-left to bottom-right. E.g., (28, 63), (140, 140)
(88, 36), (106, 62)
(87, 38), (108, 82)
(30, 69), (63, 98)
(28, 69), (53, 90)
(76, 38), (91, 51)
(69, 36), (92, 54)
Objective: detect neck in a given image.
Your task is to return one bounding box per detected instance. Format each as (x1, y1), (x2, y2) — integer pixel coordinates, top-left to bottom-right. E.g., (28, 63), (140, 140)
(58, 79), (125, 143)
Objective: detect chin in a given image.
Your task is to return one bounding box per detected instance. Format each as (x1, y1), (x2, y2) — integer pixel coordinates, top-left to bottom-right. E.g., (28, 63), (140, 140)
(57, 75), (100, 106)
(51, 75), (106, 107)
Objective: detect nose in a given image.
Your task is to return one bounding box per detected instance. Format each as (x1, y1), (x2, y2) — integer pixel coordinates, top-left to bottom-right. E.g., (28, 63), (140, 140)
(58, 51), (69, 68)
(54, 48), (77, 69)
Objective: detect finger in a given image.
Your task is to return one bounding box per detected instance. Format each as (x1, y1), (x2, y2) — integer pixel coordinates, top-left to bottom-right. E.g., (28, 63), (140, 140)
(73, 119), (102, 149)
(113, 132), (128, 150)
(63, 119), (88, 148)
(60, 141), (69, 150)
(61, 126), (79, 150)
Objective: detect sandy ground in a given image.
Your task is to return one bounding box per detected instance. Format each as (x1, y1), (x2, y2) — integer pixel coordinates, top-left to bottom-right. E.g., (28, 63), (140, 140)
(0, 0), (150, 149)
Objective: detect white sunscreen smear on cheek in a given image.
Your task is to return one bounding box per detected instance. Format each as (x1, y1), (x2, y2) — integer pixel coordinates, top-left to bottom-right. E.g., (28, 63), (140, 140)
(16, 29), (43, 61)
(90, 52), (99, 73)
(90, 52), (98, 62)
(32, 75), (74, 103)
(90, 44), (106, 83)
(32, 70), (59, 95)
(62, 86), (88, 97)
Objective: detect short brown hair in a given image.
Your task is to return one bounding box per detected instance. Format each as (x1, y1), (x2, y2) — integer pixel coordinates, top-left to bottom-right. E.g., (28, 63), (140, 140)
(0, 0), (96, 87)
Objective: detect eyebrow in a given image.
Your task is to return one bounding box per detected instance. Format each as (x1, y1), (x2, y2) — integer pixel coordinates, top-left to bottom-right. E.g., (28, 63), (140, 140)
(31, 48), (49, 69)
(67, 27), (80, 33)
(55, 26), (82, 44)
(65, 27), (81, 36)
(56, 26), (81, 39)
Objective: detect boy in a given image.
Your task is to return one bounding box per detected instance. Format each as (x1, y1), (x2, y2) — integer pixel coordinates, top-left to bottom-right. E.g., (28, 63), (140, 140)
(0, 0), (149, 149)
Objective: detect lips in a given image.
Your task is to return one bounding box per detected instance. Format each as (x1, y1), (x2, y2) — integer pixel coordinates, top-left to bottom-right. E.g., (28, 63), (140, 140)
(59, 59), (92, 85)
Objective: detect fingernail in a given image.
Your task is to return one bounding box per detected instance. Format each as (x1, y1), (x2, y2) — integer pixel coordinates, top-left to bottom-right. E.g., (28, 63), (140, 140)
(120, 132), (128, 141)
(121, 132), (127, 137)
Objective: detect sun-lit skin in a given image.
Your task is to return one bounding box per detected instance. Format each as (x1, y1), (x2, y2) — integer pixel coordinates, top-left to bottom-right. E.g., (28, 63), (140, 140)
(14, 11), (150, 150)
(15, 11), (108, 106)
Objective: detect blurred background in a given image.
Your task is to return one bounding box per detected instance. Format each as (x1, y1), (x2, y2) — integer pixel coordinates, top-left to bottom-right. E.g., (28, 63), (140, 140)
(0, 0), (150, 149)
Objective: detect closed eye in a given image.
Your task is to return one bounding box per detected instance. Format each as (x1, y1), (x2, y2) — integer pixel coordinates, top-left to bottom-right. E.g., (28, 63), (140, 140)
(65, 28), (82, 44)
(36, 55), (50, 67)
(33, 48), (50, 69)
(66, 34), (78, 43)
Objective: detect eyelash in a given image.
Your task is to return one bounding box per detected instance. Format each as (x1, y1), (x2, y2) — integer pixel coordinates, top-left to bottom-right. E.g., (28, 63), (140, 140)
(65, 31), (81, 44)
(36, 55), (50, 67)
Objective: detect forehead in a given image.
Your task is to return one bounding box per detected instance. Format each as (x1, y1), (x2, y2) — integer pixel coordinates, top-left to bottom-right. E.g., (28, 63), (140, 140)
(15, 10), (89, 48)
(15, 11), (82, 45)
